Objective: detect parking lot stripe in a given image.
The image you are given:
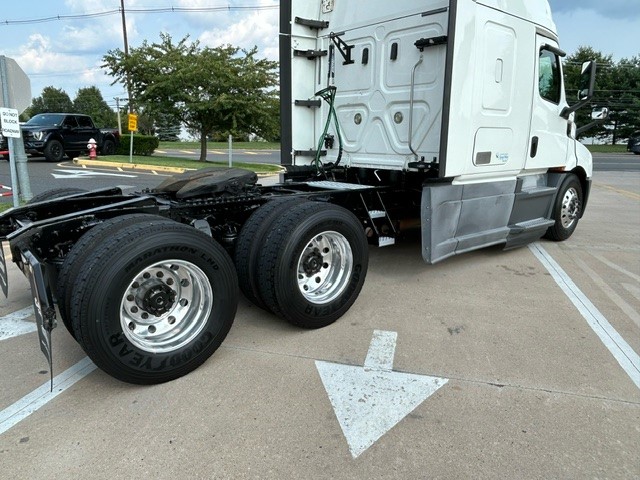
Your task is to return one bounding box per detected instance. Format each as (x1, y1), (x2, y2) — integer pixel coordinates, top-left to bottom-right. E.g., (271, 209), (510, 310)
(0, 306), (36, 341)
(0, 357), (96, 435)
(530, 243), (640, 389)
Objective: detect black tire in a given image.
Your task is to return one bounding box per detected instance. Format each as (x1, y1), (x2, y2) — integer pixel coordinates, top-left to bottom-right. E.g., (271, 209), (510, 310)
(57, 214), (173, 338)
(234, 197), (306, 309)
(68, 219), (238, 384)
(43, 140), (64, 162)
(101, 139), (116, 155)
(28, 188), (87, 204)
(256, 201), (368, 329)
(544, 174), (583, 241)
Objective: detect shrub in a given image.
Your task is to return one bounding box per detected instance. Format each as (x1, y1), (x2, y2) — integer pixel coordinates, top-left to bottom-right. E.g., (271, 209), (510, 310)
(116, 134), (160, 156)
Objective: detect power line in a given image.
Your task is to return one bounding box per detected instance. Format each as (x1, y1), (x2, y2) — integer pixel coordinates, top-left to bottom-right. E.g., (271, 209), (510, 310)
(0, 5), (278, 26)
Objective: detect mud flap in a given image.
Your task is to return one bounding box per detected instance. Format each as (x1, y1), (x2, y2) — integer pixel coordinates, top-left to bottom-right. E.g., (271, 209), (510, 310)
(0, 244), (7, 298)
(21, 250), (57, 390)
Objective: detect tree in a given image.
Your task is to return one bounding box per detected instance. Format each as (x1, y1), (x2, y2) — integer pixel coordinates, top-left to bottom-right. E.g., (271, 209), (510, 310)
(73, 86), (117, 128)
(103, 34), (279, 161)
(154, 112), (182, 141)
(25, 86), (74, 117)
(564, 47), (640, 143)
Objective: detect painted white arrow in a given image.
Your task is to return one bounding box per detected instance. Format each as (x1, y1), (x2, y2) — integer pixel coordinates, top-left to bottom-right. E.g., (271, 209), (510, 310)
(52, 169), (137, 179)
(0, 306), (36, 341)
(316, 330), (448, 458)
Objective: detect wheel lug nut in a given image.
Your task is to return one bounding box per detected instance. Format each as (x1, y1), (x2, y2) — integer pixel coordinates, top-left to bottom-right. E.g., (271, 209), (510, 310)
(132, 282), (139, 289)
(148, 325), (156, 334)
(141, 313), (149, 320)
(168, 316), (176, 325)
(128, 322), (135, 331)
(143, 272), (151, 279)
(166, 278), (174, 285)
(157, 271), (164, 278)
(131, 306), (139, 314)
(127, 295), (134, 302)
(179, 299), (189, 307)
(180, 279), (190, 287)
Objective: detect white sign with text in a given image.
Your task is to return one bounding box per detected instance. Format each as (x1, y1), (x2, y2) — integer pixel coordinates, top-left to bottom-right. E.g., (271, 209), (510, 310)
(0, 107), (20, 138)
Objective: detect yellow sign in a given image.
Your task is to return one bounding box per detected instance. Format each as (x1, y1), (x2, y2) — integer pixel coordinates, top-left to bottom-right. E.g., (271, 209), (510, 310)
(128, 113), (138, 132)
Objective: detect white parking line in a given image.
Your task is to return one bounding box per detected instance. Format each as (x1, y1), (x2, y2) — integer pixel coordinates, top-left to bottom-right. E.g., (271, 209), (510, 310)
(530, 243), (640, 389)
(0, 357), (96, 435)
(0, 306), (36, 341)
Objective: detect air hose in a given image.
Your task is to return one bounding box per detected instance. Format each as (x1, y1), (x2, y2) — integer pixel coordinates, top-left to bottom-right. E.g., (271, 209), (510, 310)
(313, 85), (344, 175)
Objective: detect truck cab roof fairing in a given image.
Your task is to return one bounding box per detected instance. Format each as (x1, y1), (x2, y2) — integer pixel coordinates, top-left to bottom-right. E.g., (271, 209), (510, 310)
(474, 0), (557, 35)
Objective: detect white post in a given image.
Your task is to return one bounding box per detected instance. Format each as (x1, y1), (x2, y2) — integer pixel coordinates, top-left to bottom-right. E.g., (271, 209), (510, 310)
(129, 131), (134, 163)
(228, 134), (233, 167)
(115, 97), (122, 135)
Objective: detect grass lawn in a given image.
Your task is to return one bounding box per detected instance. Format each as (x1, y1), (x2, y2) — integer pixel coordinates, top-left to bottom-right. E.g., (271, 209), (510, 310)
(158, 141), (280, 150)
(585, 144), (628, 153)
(89, 155), (284, 175)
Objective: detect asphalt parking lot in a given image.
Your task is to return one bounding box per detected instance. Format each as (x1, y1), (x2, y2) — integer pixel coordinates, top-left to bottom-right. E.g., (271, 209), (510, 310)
(0, 170), (639, 479)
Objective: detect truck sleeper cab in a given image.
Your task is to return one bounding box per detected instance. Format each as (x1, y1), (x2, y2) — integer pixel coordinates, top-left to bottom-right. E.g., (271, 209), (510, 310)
(281, 0), (594, 262)
(0, 0), (596, 385)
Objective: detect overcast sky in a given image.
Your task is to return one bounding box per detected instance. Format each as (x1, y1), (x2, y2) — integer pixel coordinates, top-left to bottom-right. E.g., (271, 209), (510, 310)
(0, 0), (638, 111)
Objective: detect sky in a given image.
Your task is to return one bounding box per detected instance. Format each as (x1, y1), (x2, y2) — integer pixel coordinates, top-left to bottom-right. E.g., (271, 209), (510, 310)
(0, 0), (638, 112)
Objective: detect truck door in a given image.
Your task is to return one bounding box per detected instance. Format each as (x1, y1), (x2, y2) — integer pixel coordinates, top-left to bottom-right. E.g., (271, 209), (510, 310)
(526, 37), (570, 170)
(61, 116), (82, 152)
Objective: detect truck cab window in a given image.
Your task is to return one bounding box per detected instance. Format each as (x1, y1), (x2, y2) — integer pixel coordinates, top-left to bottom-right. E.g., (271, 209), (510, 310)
(538, 49), (561, 104)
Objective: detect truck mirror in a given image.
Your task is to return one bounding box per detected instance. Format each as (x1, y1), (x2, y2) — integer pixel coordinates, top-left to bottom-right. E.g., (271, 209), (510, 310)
(578, 61), (596, 101)
(591, 107), (609, 121)
(561, 60), (597, 119)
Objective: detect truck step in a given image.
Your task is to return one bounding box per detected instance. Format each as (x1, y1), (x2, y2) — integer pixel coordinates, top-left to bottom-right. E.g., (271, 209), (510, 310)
(368, 210), (386, 219)
(509, 217), (555, 234)
(378, 236), (396, 247)
(306, 180), (373, 191)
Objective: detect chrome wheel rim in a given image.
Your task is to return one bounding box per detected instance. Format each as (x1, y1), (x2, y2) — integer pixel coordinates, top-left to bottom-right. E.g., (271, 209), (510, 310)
(120, 260), (212, 353)
(560, 187), (580, 229)
(297, 231), (353, 304)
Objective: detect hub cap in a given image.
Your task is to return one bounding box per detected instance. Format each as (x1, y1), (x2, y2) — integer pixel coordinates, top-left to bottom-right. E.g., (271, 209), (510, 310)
(297, 231), (353, 304)
(560, 187), (581, 229)
(120, 260), (213, 353)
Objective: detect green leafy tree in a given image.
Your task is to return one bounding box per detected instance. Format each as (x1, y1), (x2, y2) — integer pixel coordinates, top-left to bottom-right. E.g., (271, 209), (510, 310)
(154, 112), (182, 141)
(24, 86), (74, 117)
(73, 86), (117, 128)
(564, 47), (640, 143)
(103, 33), (279, 161)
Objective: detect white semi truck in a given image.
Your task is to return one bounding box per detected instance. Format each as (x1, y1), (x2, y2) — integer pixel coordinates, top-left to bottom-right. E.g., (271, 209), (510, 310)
(0, 0), (597, 385)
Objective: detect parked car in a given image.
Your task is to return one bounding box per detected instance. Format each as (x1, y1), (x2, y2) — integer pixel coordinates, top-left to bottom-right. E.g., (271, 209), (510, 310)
(0, 113), (119, 162)
(627, 131), (640, 155)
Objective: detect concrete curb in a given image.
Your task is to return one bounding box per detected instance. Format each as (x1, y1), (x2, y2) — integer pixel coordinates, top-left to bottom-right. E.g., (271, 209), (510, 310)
(75, 158), (190, 173)
(74, 158), (285, 177)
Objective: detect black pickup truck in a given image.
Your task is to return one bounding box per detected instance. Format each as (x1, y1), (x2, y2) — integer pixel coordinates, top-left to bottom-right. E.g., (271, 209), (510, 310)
(1, 113), (119, 162)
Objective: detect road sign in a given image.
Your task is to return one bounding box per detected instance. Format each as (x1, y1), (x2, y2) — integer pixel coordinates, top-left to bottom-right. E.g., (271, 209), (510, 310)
(128, 113), (138, 132)
(0, 56), (31, 113)
(0, 107), (20, 138)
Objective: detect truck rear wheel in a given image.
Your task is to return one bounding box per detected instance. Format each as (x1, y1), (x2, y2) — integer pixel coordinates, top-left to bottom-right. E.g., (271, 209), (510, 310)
(68, 219), (238, 384)
(43, 140), (64, 162)
(256, 202), (368, 329)
(545, 174), (583, 241)
(57, 214), (173, 338)
(234, 197), (305, 309)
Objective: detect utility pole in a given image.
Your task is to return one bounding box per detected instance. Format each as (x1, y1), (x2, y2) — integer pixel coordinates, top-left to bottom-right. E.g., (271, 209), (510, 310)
(120, 0), (132, 113)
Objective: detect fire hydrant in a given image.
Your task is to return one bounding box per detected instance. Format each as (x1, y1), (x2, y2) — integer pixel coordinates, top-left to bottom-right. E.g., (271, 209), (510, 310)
(87, 138), (97, 159)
